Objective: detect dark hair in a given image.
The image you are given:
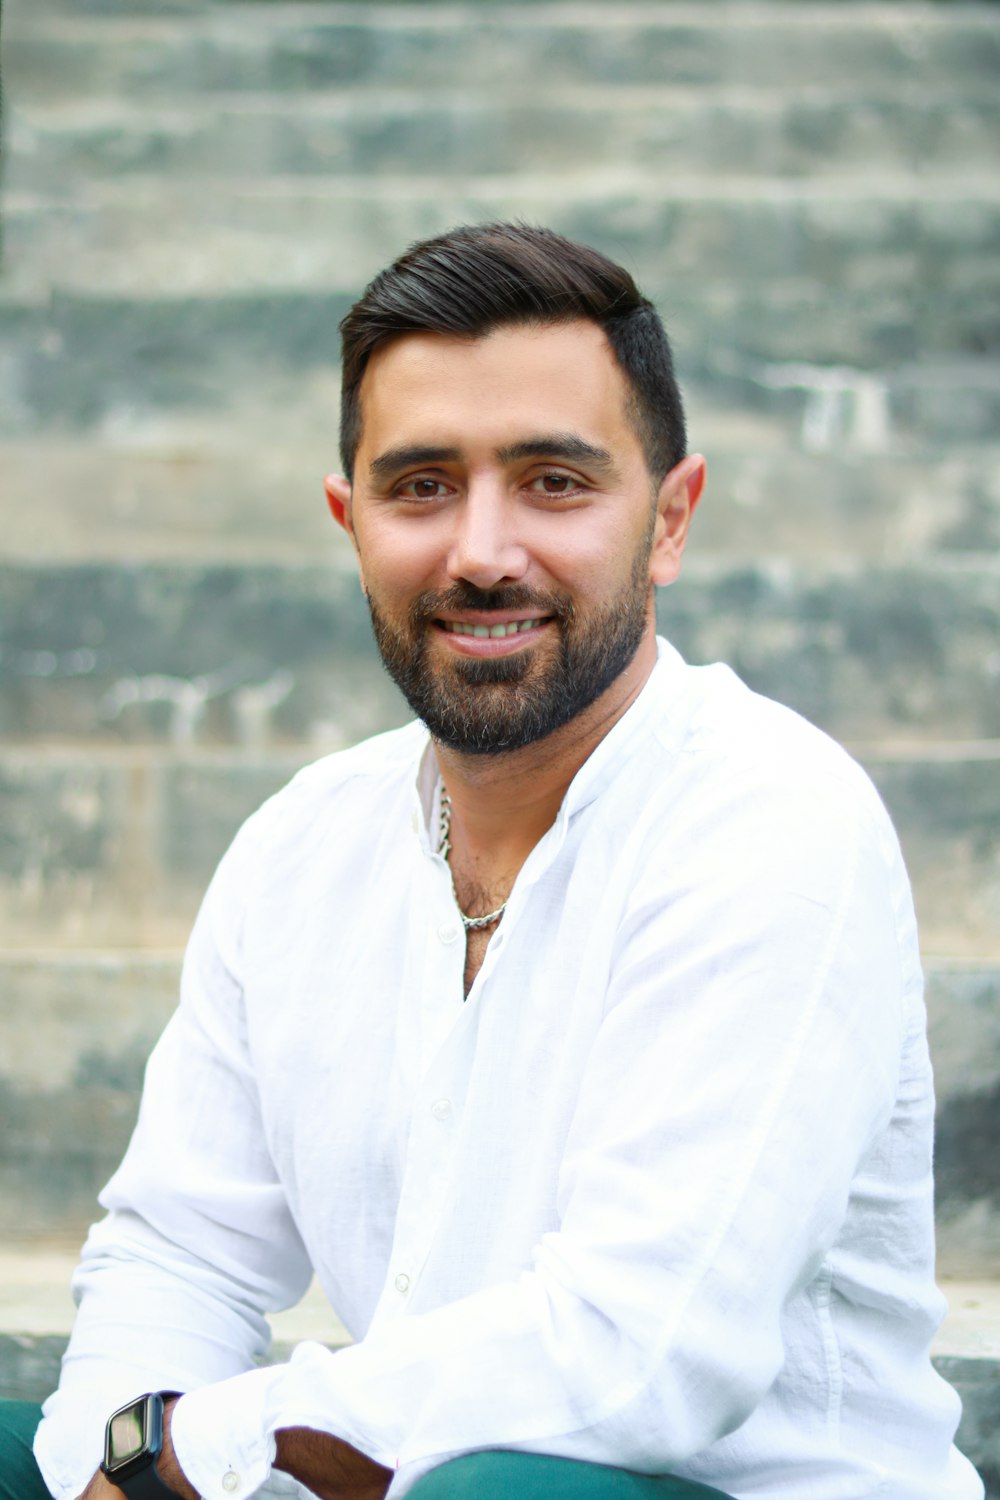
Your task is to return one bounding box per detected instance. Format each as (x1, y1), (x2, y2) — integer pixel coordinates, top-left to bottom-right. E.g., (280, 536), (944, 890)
(338, 222), (686, 483)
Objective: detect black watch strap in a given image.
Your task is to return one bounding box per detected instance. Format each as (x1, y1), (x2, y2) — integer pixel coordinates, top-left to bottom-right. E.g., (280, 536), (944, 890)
(110, 1457), (179, 1500)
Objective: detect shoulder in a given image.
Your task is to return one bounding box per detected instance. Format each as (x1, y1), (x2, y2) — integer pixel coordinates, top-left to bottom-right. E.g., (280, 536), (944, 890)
(651, 652), (886, 820)
(636, 651), (906, 901)
(622, 655), (920, 1011)
(227, 718), (428, 862)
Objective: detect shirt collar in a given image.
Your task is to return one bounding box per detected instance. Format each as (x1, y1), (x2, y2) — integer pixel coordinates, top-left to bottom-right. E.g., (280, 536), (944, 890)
(410, 637), (686, 852)
(555, 635), (686, 824)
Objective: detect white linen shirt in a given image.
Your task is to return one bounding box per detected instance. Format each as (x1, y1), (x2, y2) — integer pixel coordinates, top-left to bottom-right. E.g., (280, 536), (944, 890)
(35, 641), (982, 1500)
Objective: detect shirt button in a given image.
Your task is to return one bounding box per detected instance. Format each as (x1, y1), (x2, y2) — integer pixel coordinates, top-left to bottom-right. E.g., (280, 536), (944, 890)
(222, 1473), (240, 1494)
(431, 1098), (452, 1120)
(437, 923), (460, 944)
(394, 1272), (411, 1294)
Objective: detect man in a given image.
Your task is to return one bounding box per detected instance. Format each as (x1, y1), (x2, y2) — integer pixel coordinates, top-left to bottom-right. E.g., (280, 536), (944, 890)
(6, 224), (981, 1499)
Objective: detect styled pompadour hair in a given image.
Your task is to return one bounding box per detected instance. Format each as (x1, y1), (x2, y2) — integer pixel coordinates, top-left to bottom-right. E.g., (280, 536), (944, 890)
(338, 222), (686, 483)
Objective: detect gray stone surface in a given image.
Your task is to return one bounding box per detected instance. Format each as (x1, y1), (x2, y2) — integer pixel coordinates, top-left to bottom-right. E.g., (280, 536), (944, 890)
(864, 754), (1000, 958)
(0, 560), (400, 746)
(3, 561), (998, 745)
(2, 440), (999, 566)
(10, 93), (1000, 187)
(0, 955), (181, 1235)
(3, 215), (999, 399)
(0, 751), (308, 947)
(9, 6), (1000, 98)
(934, 1356), (1000, 1499)
(927, 966), (1000, 1277)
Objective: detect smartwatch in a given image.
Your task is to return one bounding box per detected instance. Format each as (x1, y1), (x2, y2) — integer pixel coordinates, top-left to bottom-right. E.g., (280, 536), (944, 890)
(101, 1391), (183, 1498)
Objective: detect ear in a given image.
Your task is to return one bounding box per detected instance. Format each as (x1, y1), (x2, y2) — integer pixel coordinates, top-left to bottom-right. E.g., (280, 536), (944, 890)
(324, 473), (367, 594)
(648, 453), (705, 587)
(324, 472), (354, 537)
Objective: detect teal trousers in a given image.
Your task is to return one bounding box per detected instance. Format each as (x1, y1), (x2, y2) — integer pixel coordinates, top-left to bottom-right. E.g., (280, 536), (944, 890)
(0, 1401), (734, 1499)
(0, 1403), (48, 1500)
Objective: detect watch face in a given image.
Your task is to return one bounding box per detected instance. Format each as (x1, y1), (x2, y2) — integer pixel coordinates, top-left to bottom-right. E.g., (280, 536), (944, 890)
(104, 1395), (156, 1475)
(108, 1405), (147, 1466)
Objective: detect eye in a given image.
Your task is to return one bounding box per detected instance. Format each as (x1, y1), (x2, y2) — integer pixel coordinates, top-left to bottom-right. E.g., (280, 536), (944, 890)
(396, 477), (450, 501)
(529, 472), (581, 496)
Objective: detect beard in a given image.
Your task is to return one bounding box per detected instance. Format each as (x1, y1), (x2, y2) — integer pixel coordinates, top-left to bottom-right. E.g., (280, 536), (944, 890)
(366, 530), (654, 756)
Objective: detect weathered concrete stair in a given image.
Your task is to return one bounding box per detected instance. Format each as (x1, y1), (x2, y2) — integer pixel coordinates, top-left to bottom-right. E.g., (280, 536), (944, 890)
(1, 0), (997, 1487)
(2, 441), (999, 565)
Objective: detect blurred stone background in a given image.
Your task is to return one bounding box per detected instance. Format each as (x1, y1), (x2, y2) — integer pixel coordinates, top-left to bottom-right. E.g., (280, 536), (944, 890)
(0, 0), (998, 1482)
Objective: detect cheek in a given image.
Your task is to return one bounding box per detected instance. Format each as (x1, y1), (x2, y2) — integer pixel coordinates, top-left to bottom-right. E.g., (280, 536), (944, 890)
(357, 520), (442, 597)
(533, 518), (643, 592)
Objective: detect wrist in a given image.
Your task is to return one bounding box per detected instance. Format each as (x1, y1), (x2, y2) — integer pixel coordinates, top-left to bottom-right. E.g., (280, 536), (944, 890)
(158, 1401), (200, 1500)
(274, 1427), (392, 1500)
(100, 1392), (194, 1500)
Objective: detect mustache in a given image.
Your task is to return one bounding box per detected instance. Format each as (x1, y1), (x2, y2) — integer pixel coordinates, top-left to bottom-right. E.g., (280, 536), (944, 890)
(409, 583), (574, 625)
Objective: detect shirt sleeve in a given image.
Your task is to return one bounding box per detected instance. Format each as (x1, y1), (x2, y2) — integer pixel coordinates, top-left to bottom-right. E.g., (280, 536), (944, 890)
(33, 811), (315, 1500)
(169, 769), (916, 1500)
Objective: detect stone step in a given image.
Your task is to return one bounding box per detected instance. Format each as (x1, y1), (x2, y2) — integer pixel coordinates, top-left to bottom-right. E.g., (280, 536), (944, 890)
(3, 559), (998, 748)
(0, 955), (997, 1264)
(8, 4), (1000, 100)
(3, 184), (997, 380)
(3, 440), (997, 566)
(8, 90), (999, 189)
(0, 1248), (352, 1346)
(0, 741), (996, 952)
(927, 963), (1000, 1281)
(2, 285), (996, 451)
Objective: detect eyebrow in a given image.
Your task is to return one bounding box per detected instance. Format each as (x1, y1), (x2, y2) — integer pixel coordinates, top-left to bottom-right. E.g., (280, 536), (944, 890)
(368, 446), (462, 482)
(368, 434), (616, 483)
(496, 435), (616, 474)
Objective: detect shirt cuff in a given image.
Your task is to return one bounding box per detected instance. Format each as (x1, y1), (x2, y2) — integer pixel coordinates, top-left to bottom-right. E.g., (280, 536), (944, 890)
(170, 1365), (284, 1500)
(170, 1343), (397, 1500)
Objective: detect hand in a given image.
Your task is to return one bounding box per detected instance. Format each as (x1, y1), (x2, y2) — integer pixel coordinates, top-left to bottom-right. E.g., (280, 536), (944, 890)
(75, 1401), (198, 1500)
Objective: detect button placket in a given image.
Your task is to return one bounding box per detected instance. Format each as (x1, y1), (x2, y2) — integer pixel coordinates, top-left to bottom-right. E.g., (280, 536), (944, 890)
(376, 1057), (464, 1322)
(416, 858), (469, 1072)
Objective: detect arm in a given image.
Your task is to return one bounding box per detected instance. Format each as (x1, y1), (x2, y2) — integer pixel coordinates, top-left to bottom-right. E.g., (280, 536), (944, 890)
(74, 1403), (391, 1500)
(36, 812), (314, 1500)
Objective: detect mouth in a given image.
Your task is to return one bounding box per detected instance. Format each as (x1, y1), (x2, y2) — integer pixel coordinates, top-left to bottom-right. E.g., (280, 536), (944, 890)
(438, 617), (547, 639)
(432, 613), (554, 655)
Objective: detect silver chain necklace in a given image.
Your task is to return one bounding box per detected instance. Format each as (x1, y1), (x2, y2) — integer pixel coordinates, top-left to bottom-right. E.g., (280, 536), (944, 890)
(437, 786), (508, 932)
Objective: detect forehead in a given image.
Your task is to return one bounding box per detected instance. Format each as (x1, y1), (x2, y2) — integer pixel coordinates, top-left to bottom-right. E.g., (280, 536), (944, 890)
(356, 320), (637, 459)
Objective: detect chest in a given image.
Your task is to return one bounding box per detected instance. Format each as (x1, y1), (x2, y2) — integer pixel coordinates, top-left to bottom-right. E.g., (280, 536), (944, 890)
(463, 926), (493, 995)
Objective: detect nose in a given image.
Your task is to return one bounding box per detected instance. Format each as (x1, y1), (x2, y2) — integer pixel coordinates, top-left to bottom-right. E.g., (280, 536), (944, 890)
(445, 483), (529, 590)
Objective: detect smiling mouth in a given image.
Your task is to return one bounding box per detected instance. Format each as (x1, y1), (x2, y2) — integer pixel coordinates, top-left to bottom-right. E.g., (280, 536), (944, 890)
(438, 618), (548, 639)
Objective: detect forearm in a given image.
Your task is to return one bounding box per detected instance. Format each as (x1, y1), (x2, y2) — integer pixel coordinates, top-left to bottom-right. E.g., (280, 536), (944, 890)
(274, 1426), (392, 1500)
(76, 1404), (391, 1500)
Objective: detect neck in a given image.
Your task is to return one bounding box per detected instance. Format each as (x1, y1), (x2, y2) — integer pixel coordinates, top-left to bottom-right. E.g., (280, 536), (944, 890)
(435, 629), (657, 867)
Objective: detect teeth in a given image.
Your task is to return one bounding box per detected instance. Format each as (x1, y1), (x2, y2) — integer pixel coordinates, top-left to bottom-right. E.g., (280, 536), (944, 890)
(444, 619), (541, 638)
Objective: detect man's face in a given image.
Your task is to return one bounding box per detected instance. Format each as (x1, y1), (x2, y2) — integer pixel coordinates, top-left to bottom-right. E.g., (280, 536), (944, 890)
(328, 320), (699, 755)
